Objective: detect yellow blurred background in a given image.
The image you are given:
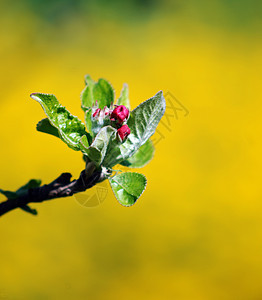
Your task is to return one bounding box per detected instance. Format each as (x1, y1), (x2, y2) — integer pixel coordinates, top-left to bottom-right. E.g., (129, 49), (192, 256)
(0, 0), (262, 299)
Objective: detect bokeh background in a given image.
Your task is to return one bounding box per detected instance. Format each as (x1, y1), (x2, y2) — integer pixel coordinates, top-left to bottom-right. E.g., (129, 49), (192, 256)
(0, 0), (262, 299)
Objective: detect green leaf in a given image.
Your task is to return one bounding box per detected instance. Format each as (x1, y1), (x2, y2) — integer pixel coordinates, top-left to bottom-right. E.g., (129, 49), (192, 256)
(123, 90), (165, 154)
(20, 205), (38, 215)
(0, 179), (40, 215)
(116, 83), (130, 109)
(100, 131), (121, 168)
(81, 75), (95, 111)
(103, 91), (165, 167)
(18, 179), (41, 190)
(36, 118), (60, 138)
(81, 75), (114, 111)
(16, 179), (42, 197)
(84, 109), (92, 133)
(31, 93), (91, 150)
(0, 189), (17, 199)
(80, 126), (117, 166)
(120, 139), (155, 168)
(109, 172), (147, 206)
(0, 179), (41, 200)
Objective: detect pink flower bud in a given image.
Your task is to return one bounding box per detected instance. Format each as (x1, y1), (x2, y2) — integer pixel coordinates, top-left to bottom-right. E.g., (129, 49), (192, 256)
(92, 108), (101, 118)
(110, 105), (129, 124)
(117, 124), (130, 141)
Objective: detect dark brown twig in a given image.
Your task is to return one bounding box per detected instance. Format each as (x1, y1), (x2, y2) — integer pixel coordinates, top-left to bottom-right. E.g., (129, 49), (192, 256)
(0, 167), (104, 217)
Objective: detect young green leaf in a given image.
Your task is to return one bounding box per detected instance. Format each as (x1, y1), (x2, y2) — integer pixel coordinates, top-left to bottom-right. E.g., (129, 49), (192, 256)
(80, 126), (117, 166)
(16, 179), (42, 197)
(81, 75), (114, 111)
(31, 93), (91, 150)
(20, 205), (38, 215)
(0, 179), (41, 215)
(0, 179), (41, 200)
(120, 139), (155, 168)
(103, 91), (165, 167)
(0, 189), (17, 199)
(36, 118), (60, 138)
(109, 172), (147, 206)
(102, 133), (122, 167)
(116, 83), (130, 109)
(84, 109), (92, 134)
(81, 75), (95, 111)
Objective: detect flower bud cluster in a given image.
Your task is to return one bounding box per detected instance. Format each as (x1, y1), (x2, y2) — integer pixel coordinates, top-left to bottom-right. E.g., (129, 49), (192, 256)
(92, 103), (130, 142)
(111, 105), (130, 142)
(92, 101), (111, 121)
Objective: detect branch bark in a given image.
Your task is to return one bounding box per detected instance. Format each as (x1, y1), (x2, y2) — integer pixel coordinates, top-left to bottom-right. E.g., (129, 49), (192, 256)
(0, 166), (104, 217)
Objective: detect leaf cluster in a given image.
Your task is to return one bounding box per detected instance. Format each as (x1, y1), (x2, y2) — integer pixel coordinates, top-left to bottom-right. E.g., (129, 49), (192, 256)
(30, 75), (166, 206)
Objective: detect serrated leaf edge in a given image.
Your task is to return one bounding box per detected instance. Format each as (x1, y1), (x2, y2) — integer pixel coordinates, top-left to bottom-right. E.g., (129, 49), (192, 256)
(81, 76), (115, 110)
(31, 93), (88, 150)
(116, 83), (130, 108)
(109, 172), (147, 207)
(121, 139), (155, 168)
